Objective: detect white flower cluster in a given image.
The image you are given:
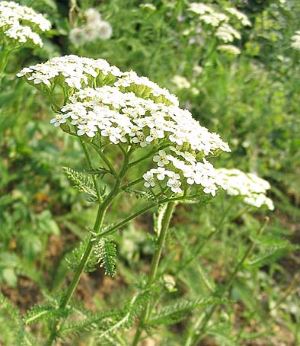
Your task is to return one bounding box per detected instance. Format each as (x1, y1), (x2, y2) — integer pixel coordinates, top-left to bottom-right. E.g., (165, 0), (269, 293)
(171, 75), (199, 96)
(17, 56), (179, 107)
(291, 31), (300, 50)
(69, 8), (112, 46)
(218, 45), (241, 55)
(56, 85), (229, 152)
(17, 55), (122, 90)
(215, 24), (241, 43)
(172, 75), (191, 89)
(18, 56), (232, 197)
(18, 56), (274, 206)
(115, 71), (179, 106)
(216, 169), (274, 210)
(188, 3), (250, 48)
(0, 1), (51, 48)
(225, 7), (251, 27)
(145, 149), (221, 194)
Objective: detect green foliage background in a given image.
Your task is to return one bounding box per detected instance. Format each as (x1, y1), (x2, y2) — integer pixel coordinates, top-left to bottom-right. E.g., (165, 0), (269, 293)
(0, 0), (299, 345)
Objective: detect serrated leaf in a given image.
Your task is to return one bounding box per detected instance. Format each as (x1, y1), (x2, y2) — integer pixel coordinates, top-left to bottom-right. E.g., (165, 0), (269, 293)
(148, 297), (221, 326)
(65, 238), (97, 273)
(25, 304), (68, 324)
(63, 167), (97, 200)
(246, 243), (297, 269)
(94, 238), (117, 277)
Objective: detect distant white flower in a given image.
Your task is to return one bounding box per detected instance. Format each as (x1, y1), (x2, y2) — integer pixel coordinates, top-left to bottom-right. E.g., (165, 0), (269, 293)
(226, 7), (251, 26)
(218, 44), (241, 55)
(85, 8), (101, 24)
(192, 65), (203, 76)
(95, 20), (113, 40)
(216, 24), (241, 42)
(172, 75), (191, 89)
(200, 12), (228, 27)
(69, 7), (112, 45)
(140, 3), (156, 11)
(189, 3), (213, 15)
(291, 31), (300, 50)
(69, 27), (87, 46)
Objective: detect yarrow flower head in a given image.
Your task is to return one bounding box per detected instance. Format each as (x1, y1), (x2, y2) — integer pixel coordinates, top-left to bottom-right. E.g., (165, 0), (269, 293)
(0, 1), (51, 48)
(18, 55), (275, 207)
(188, 3), (248, 54)
(16, 55), (270, 205)
(216, 169), (274, 210)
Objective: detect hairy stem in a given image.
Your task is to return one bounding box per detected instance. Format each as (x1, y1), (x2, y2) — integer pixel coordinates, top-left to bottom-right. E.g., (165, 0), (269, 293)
(131, 202), (176, 346)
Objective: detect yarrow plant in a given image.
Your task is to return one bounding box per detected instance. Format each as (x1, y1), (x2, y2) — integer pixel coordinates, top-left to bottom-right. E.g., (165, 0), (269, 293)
(0, 1), (51, 48)
(187, 2), (250, 54)
(0, 1), (51, 75)
(18, 55), (273, 345)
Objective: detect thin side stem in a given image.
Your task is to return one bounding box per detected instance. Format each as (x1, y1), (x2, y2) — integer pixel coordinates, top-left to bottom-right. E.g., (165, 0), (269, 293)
(80, 138), (102, 202)
(90, 142), (117, 177)
(184, 218), (269, 346)
(131, 202), (176, 346)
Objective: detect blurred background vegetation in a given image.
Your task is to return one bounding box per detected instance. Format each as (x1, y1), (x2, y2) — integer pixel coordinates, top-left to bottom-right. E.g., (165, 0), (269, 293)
(0, 0), (299, 345)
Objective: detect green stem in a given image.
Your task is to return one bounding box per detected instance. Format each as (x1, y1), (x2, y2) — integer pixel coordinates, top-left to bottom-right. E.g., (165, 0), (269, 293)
(131, 202), (176, 346)
(80, 139), (102, 202)
(46, 144), (129, 346)
(184, 218), (269, 346)
(45, 196), (114, 346)
(0, 48), (11, 85)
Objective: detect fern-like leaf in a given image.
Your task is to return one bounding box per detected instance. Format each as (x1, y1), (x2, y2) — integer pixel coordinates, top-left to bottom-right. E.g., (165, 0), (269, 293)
(24, 304), (69, 325)
(63, 167), (97, 200)
(0, 293), (27, 345)
(148, 297), (221, 326)
(94, 238), (117, 277)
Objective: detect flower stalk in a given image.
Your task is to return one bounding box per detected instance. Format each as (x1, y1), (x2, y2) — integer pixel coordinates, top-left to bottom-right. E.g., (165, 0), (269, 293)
(131, 202), (176, 346)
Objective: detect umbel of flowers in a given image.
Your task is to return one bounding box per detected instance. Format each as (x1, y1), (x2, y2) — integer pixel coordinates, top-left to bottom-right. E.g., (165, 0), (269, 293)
(0, 1), (51, 48)
(18, 55), (229, 198)
(18, 55), (273, 209)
